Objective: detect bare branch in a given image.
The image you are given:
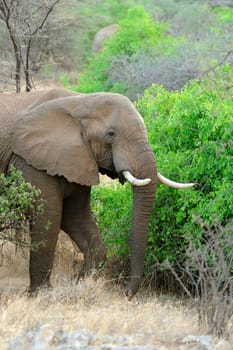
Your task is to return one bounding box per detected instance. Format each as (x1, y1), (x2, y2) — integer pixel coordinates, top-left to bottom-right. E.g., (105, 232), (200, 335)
(0, 0), (61, 92)
(30, 0), (61, 37)
(197, 50), (233, 77)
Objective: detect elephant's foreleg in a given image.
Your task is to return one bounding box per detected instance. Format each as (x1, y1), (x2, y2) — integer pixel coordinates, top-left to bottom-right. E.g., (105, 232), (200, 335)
(11, 155), (63, 292)
(61, 187), (106, 275)
(29, 211), (61, 292)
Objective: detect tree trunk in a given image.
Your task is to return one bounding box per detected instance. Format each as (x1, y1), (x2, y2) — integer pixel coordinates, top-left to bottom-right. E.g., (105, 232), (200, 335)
(7, 27), (21, 92)
(25, 39), (33, 92)
(15, 50), (21, 93)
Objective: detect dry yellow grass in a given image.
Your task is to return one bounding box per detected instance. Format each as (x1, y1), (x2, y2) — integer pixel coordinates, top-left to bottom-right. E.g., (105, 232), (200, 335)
(0, 232), (232, 349)
(0, 277), (200, 349)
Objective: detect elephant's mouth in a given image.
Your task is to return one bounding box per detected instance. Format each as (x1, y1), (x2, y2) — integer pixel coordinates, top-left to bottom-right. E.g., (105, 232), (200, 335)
(99, 167), (151, 187)
(98, 167), (126, 184)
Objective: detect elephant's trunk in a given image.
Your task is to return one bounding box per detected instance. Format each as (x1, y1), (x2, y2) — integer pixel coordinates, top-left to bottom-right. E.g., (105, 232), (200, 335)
(126, 151), (157, 299)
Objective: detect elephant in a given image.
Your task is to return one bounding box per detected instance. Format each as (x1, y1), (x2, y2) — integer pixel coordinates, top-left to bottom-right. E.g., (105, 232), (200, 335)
(0, 88), (194, 298)
(92, 24), (119, 53)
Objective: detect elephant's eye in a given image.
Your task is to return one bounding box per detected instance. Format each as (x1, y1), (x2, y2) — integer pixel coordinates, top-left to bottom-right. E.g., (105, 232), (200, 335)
(107, 130), (115, 137)
(105, 129), (116, 142)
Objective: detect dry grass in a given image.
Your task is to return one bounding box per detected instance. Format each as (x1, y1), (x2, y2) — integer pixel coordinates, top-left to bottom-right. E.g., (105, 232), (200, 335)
(0, 277), (200, 349)
(0, 233), (201, 349)
(1, 231), (232, 349)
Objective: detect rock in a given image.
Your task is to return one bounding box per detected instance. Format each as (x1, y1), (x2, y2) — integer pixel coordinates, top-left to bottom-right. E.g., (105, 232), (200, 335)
(33, 326), (95, 349)
(100, 346), (156, 350)
(199, 335), (213, 350)
(182, 335), (212, 350)
(32, 323), (55, 349)
(7, 329), (166, 350)
(61, 329), (96, 348)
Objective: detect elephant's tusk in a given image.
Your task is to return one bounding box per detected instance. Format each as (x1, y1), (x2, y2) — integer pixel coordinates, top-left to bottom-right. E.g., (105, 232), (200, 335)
(122, 171), (151, 186)
(157, 172), (195, 189)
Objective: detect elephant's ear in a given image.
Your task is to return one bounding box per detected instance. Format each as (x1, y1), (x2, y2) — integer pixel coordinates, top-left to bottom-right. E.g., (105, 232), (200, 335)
(11, 101), (99, 186)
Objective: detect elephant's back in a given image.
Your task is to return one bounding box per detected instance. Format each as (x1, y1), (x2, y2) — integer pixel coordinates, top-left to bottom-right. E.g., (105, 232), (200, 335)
(0, 92), (44, 173)
(0, 89), (78, 173)
(0, 92), (44, 135)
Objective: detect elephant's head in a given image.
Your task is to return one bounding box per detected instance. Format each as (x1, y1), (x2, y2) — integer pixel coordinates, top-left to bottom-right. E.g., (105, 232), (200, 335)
(11, 92), (193, 297)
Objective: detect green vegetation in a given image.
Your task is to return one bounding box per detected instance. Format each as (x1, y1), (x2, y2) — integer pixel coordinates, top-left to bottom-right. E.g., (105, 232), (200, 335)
(92, 182), (132, 259)
(138, 65), (233, 269)
(213, 6), (233, 24)
(0, 166), (44, 248)
(63, 2), (232, 100)
(74, 6), (168, 94)
(92, 65), (233, 274)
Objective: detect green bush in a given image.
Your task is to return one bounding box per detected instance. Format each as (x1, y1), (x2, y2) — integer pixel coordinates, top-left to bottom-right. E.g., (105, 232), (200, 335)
(92, 66), (233, 274)
(138, 65), (233, 270)
(75, 6), (168, 93)
(213, 6), (233, 24)
(92, 182), (132, 259)
(0, 166), (44, 248)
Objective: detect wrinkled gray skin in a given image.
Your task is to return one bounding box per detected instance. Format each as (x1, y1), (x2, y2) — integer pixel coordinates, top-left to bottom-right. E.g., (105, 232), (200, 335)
(0, 88), (156, 298)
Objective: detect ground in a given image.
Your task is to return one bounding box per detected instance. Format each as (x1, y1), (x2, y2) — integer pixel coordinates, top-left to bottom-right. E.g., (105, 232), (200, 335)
(0, 234), (232, 350)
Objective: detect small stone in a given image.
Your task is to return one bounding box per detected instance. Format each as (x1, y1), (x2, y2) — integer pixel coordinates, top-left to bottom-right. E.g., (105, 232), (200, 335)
(100, 344), (114, 350)
(182, 335), (200, 344)
(109, 346), (156, 350)
(182, 335), (213, 350)
(50, 329), (65, 347)
(70, 328), (96, 347)
(32, 324), (55, 349)
(199, 335), (212, 350)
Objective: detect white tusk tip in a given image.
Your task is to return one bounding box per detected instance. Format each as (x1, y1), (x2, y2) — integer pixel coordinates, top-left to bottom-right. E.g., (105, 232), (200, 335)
(157, 172), (195, 189)
(122, 171), (151, 186)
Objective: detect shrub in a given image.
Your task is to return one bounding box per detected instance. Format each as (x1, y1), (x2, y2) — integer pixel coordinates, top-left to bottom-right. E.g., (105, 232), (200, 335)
(92, 182), (132, 259)
(105, 2), (233, 100)
(106, 44), (198, 99)
(213, 6), (233, 25)
(92, 66), (233, 277)
(0, 166), (44, 249)
(73, 4), (233, 99)
(136, 65), (233, 270)
(165, 218), (233, 336)
(75, 6), (168, 93)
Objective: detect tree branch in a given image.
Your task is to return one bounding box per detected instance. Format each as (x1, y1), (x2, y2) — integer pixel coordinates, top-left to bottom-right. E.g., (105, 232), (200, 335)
(202, 50), (233, 76)
(30, 0), (60, 36)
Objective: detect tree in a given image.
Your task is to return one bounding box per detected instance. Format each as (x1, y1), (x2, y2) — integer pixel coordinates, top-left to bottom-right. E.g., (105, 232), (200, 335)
(0, 0), (60, 92)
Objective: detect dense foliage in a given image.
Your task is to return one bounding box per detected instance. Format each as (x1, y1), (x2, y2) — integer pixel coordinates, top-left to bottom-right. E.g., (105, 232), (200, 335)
(138, 66), (233, 269)
(70, 2), (233, 99)
(92, 65), (233, 272)
(0, 166), (44, 248)
(75, 6), (168, 94)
